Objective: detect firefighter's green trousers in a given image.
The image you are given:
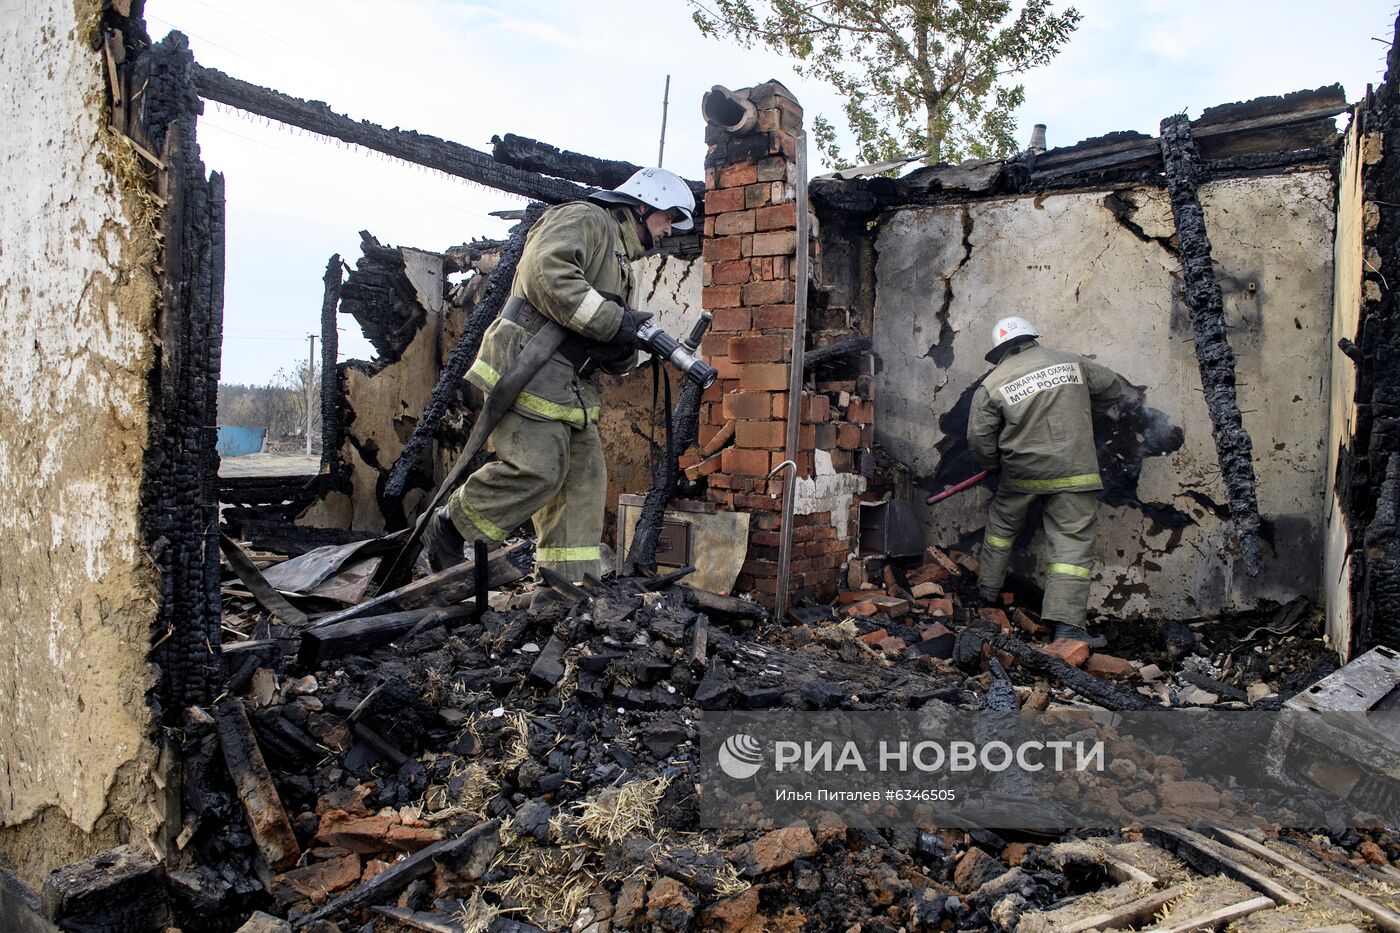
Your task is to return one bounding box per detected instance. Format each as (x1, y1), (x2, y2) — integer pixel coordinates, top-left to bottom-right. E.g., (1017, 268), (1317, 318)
(446, 410), (606, 582)
(977, 488), (1099, 627)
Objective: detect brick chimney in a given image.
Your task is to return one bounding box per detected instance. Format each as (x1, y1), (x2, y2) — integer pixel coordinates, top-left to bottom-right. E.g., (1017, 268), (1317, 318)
(694, 82), (867, 609)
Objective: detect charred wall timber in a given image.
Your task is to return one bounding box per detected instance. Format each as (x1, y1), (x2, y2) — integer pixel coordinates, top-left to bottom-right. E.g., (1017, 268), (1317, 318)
(383, 205), (546, 514)
(140, 33), (226, 714)
(1352, 18), (1400, 652)
(491, 133), (704, 197)
(320, 254), (344, 476)
(191, 64), (586, 204)
(1159, 114), (1263, 577)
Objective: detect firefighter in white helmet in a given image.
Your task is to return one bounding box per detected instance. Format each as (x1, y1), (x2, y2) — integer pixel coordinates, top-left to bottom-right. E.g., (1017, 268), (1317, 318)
(967, 316), (1124, 645)
(424, 168), (695, 596)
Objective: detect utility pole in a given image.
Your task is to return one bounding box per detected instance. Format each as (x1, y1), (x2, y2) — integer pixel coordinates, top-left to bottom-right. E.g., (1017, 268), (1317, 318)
(306, 334), (316, 458)
(658, 74), (671, 167)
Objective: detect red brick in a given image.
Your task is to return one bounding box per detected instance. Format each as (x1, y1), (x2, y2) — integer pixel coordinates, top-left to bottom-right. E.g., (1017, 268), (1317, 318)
(741, 279), (792, 306)
(860, 424), (874, 447)
(722, 447), (772, 476)
(1012, 608), (1051, 636)
(703, 284), (741, 309)
(710, 356), (741, 380)
(704, 187), (746, 214)
(829, 450), (854, 472)
(801, 393), (830, 422)
(836, 423), (862, 449)
(750, 530), (781, 547)
(1040, 639), (1090, 668)
(709, 306), (751, 332)
(703, 215), (714, 237)
(740, 363), (790, 391)
(735, 493), (782, 510)
(714, 210), (756, 236)
(745, 182), (772, 209)
(755, 157), (789, 182)
(911, 580), (943, 598)
(706, 488), (734, 507)
(711, 259), (751, 285)
(728, 334), (785, 363)
(751, 230), (797, 256)
(846, 398), (875, 424)
(269, 853), (361, 907)
(921, 622), (953, 641)
(847, 601), (881, 619)
(722, 392), (775, 421)
(978, 608), (1013, 634)
(814, 423), (837, 449)
(819, 379), (857, 393)
(756, 203), (797, 231)
(719, 162), (759, 187)
(950, 550), (981, 575)
(925, 547), (963, 575)
(735, 420), (785, 449)
(700, 333), (729, 358)
(1084, 653), (1134, 677)
(921, 597), (954, 617)
(751, 304), (795, 329)
(703, 235), (743, 261)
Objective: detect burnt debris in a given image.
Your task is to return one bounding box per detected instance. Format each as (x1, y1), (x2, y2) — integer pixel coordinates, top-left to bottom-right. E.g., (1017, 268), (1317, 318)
(1158, 114), (1263, 576)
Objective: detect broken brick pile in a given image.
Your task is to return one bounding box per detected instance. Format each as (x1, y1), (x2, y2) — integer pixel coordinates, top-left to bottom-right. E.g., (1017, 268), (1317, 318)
(689, 80), (868, 609)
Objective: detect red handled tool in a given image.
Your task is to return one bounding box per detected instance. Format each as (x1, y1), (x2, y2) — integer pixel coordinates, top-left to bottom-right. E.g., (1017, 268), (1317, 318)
(925, 470), (991, 505)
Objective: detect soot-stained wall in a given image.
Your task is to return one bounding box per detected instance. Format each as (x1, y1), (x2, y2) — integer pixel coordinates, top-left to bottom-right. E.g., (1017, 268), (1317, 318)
(873, 172), (1336, 620)
(0, 0), (166, 884)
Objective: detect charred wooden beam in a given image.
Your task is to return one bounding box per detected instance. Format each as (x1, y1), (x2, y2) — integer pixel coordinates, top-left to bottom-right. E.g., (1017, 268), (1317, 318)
(301, 820), (500, 925)
(803, 337), (871, 370)
(42, 845), (170, 932)
(624, 379), (704, 573)
(309, 543), (531, 628)
(191, 64), (587, 204)
(297, 605), (475, 668)
(214, 699), (301, 872)
(491, 132), (705, 196)
(320, 254), (344, 475)
(1160, 114), (1262, 576)
(982, 630), (1156, 711)
(219, 533), (310, 627)
(337, 232), (426, 363)
(384, 205), (546, 507)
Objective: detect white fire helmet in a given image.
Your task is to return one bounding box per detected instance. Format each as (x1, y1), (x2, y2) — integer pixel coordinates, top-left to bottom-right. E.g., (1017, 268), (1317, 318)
(990, 316), (1040, 350)
(588, 167), (696, 231)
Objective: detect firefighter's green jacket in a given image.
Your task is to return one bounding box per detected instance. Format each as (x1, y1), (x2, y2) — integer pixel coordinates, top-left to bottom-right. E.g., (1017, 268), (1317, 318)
(967, 342), (1122, 493)
(466, 201), (646, 427)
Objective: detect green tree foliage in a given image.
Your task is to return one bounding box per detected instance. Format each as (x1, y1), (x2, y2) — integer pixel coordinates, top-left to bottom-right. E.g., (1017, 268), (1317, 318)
(688, 0), (1081, 168)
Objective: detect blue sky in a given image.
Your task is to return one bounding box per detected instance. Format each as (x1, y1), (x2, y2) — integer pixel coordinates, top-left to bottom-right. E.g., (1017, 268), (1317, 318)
(141, 0), (1399, 385)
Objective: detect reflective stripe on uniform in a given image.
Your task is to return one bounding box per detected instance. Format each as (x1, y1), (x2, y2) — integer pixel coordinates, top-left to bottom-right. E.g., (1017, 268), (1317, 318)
(536, 545), (601, 563)
(1005, 473), (1101, 492)
(467, 358), (601, 427)
(573, 288), (607, 330)
(984, 532), (1014, 550)
(1047, 562), (1092, 579)
(451, 497), (507, 542)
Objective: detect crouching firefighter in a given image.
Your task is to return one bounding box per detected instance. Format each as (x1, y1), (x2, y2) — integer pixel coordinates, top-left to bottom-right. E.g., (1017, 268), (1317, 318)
(967, 316), (1123, 646)
(422, 168), (696, 599)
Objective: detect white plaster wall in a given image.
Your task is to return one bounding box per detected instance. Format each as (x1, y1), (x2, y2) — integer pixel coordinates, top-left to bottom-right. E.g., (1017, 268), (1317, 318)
(874, 172), (1336, 619)
(0, 0), (161, 867)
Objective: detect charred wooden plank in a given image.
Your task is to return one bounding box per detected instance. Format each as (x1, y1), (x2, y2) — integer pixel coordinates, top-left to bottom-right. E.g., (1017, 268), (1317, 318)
(42, 845), (171, 933)
(192, 65), (586, 204)
(1146, 826), (1303, 905)
(803, 337), (872, 370)
(982, 629), (1156, 711)
(297, 605), (475, 668)
(219, 533), (310, 627)
(309, 543), (531, 628)
(300, 820), (500, 925)
(214, 699), (301, 872)
(1159, 114), (1262, 575)
(679, 584), (768, 623)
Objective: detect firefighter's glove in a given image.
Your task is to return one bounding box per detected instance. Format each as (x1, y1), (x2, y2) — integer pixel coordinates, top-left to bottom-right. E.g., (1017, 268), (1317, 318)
(613, 308), (655, 350)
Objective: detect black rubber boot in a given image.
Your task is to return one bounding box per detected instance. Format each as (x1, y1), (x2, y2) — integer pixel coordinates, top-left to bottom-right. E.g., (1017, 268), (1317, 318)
(978, 585), (1002, 606)
(1052, 621), (1107, 649)
(424, 506), (466, 572)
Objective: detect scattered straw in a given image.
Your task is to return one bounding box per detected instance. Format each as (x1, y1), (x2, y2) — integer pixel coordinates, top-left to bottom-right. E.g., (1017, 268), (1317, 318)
(573, 776), (670, 846)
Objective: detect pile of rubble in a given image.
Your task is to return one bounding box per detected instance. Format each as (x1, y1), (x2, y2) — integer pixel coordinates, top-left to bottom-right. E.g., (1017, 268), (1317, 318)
(40, 536), (1398, 932)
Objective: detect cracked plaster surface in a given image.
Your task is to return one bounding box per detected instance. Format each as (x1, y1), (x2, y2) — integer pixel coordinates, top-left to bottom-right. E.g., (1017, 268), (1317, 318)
(872, 173), (1336, 618)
